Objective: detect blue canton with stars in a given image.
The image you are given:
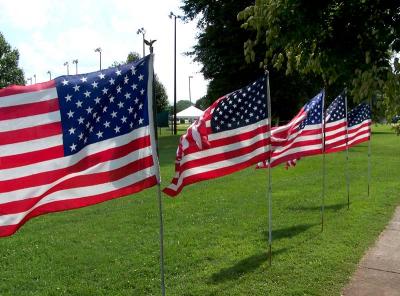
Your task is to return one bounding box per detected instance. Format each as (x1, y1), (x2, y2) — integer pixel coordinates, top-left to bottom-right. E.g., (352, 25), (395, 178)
(326, 93), (346, 123)
(348, 103), (371, 127)
(211, 77), (267, 133)
(55, 56), (150, 156)
(298, 91), (324, 130)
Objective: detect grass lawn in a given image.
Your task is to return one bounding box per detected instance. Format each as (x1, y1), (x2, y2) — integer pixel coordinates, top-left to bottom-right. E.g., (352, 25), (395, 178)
(0, 125), (399, 295)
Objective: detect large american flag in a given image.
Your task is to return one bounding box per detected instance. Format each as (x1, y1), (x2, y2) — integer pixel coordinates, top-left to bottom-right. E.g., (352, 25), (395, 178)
(347, 102), (371, 147)
(163, 77), (271, 197)
(257, 91), (324, 168)
(324, 93), (348, 153)
(0, 55), (159, 236)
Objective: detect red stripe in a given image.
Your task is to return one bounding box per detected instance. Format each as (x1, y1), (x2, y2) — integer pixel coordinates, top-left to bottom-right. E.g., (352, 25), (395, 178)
(271, 128), (321, 148)
(0, 80), (55, 97)
(0, 146), (64, 170)
(0, 98), (59, 121)
(325, 121), (346, 133)
(0, 135), (152, 192)
(0, 176), (158, 237)
(0, 155), (155, 214)
(272, 137), (322, 158)
(163, 152), (269, 197)
(0, 122), (62, 145)
(270, 149), (322, 168)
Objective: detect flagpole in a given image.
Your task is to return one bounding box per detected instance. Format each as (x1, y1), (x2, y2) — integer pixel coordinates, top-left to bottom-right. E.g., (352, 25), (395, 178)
(367, 98), (372, 198)
(344, 89), (350, 209)
(321, 90), (326, 232)
(264, 68), (273, 266)
(147, 43), (166, 296)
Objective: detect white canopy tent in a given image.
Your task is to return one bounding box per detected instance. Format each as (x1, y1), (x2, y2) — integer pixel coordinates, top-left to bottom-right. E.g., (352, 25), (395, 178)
(176, 106), (204, 120)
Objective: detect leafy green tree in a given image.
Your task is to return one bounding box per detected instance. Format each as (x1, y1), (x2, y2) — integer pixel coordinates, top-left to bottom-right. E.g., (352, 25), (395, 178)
(181, 0), (322, 120)
(238, 0), (400, 112)
(112, 52), (170, 112)
(176, 100), (193, 113)
(0, 32), (25, 88)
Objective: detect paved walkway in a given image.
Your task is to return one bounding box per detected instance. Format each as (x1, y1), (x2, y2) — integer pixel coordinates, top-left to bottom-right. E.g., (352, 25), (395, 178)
(342, 207), (400, 296)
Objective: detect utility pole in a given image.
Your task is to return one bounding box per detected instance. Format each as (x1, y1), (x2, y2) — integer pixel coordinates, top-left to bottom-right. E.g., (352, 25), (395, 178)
(64, 61), (69, 75)
(72, 59), (78, 74)
(136, 27), (146, 57)
(95, 48), (102, 70)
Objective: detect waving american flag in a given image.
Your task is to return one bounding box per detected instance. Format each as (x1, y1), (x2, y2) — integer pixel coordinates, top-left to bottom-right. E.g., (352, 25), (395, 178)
(0, 55), (159, 236)
(347, 102), (371, 147)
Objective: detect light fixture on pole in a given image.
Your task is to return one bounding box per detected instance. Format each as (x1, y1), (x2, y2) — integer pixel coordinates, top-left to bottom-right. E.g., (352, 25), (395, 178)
(47, 70), (52, 80)
(136, 27), (146, 57)
(33, 74), (36, 84)
(72, 59), (78, 74)
(169, 11), (182, 135)
(64, 61), (69, 75)
(94, 48), (102, 70)
(188, 75), (193, 104)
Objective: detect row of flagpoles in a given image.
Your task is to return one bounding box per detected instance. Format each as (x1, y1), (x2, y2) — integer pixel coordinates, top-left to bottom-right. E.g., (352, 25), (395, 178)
(0, 51), (372, 295)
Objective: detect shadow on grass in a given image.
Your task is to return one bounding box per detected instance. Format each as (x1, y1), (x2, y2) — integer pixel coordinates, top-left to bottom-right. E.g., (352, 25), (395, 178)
(209, 248), (288, 284)
(372, 131), (394, 135)
(287, 203), (347, 212)
(265, 223), (319, 241)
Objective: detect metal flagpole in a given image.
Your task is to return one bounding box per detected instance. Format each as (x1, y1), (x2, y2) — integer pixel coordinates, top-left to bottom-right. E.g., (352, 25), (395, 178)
(264, 68), (273, 266)
(321, 90), (326, 232)
(367, 98), (372, 198)
(147, 42), (166, 296)
(344, 89), (350, 209)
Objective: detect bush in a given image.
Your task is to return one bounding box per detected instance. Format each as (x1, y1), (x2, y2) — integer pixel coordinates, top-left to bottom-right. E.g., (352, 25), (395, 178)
(392, 123), (400, 136)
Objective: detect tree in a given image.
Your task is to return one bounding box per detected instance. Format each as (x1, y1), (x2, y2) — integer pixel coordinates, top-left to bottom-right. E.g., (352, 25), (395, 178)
(181, 0), (322, 120)
(112, 52), (170, 112)
(176, 100), (192, 113)
(0, 32), (25, 88)
(238, 0), (400, 113)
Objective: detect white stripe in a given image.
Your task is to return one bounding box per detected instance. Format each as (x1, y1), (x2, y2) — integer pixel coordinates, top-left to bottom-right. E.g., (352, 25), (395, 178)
(271, 143), (322, 163)
(180, 129), (269, 166)
(0, 126), (150, 181)
(1, 134), (62, 157)
(348, 133), (370, 146)
(0, 167), (155, 227)
(348, 120), (370, 132)
(325, 134), (346, 145)
(0, 111), (60, 132)
(272, 133), (322, 155)
(348, 125), (370, 137)
(208, 119), (268, 141)
(0, 146), (153, 204)
(0, 87), (57, 108)
(167, 145), (269, 191)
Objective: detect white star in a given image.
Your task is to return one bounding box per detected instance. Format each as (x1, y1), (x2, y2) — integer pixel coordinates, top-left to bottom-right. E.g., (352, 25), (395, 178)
(116, 86), (122, 93)
(114, 126), (121, 133)
(134, 98), (139, 104)
(73, 85), (80, 92)
(98, 73), (105, 79)
(104, 121), (110, 128)
(80, 76), (87, 83)
(76, 100), (83, 108)
(131, 66), (136, 74)
(139, 103), (143, 110)
(67, 110), (74, 118)
(131, 83), (137, 90)
(70, 143), (77, 151)
(128, 106), (134, 113)
(138, 74), (144, 81)
(138, 118), (144, 125)
(103, 106), (108, 113)
(84, 137), (88, 144)
(94, 97), (101, 104)
(62, 79), (69, 86)
(115, 69), (122, 76)
(84, 90), (91, 98)
(109, 78), (115, 85)
(91, 81), (98, 88)
(140, 89), (145, 95)
(111, 111), (118, 118)
(102, 87), (108, 94)
(109, 96), (115, 103)
(121, 116), (127, 123)
(124, 75), (129, 84)
(124, 92), (131, 99)
(68, 127), (76, 135)
(78, 132), (84, 140)
(86, 106), (93, 114)
(89, 126), (94, 133)
(96, 131), (103, 138)
(65, 94), (72, 101)
(129, 122), (133, 128)
(77, 117), (84, 124)
(118, 101), (124, 108)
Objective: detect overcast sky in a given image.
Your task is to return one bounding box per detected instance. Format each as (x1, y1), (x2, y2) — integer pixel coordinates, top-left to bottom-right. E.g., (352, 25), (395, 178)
(0, 0), (208, 104)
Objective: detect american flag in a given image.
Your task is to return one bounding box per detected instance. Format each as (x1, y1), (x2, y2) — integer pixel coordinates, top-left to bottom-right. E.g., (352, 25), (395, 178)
(347, 102), (371, 147)
(257, 91), (324, 168)
(163, 77), (271, 197)
(0, 55), (159, 237)
(324, 93), (348, 153)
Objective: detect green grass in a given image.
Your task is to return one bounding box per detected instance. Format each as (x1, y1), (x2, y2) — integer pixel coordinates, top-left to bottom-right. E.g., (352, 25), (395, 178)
(0, 125), (399, 295)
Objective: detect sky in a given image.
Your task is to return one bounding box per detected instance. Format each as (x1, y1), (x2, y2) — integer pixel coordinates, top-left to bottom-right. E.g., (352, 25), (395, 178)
(0, 0), (208, 105)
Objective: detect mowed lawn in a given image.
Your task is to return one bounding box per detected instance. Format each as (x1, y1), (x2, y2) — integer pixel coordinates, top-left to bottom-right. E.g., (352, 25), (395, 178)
(0, 125), (399, 295)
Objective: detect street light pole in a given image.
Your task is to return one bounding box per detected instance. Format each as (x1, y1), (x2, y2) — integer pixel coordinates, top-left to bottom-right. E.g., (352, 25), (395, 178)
(33, 74), (36, 84)
(169, 12), (181, 135)
(136, 27), (146, 57)
(72, 59), (78, 74)
(64, 61), (69, 75)
(95, 48), (102, 70)
(188, 75), (193, 104)
(47, 70), (52, 80)
(27, 77), (32, 85)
